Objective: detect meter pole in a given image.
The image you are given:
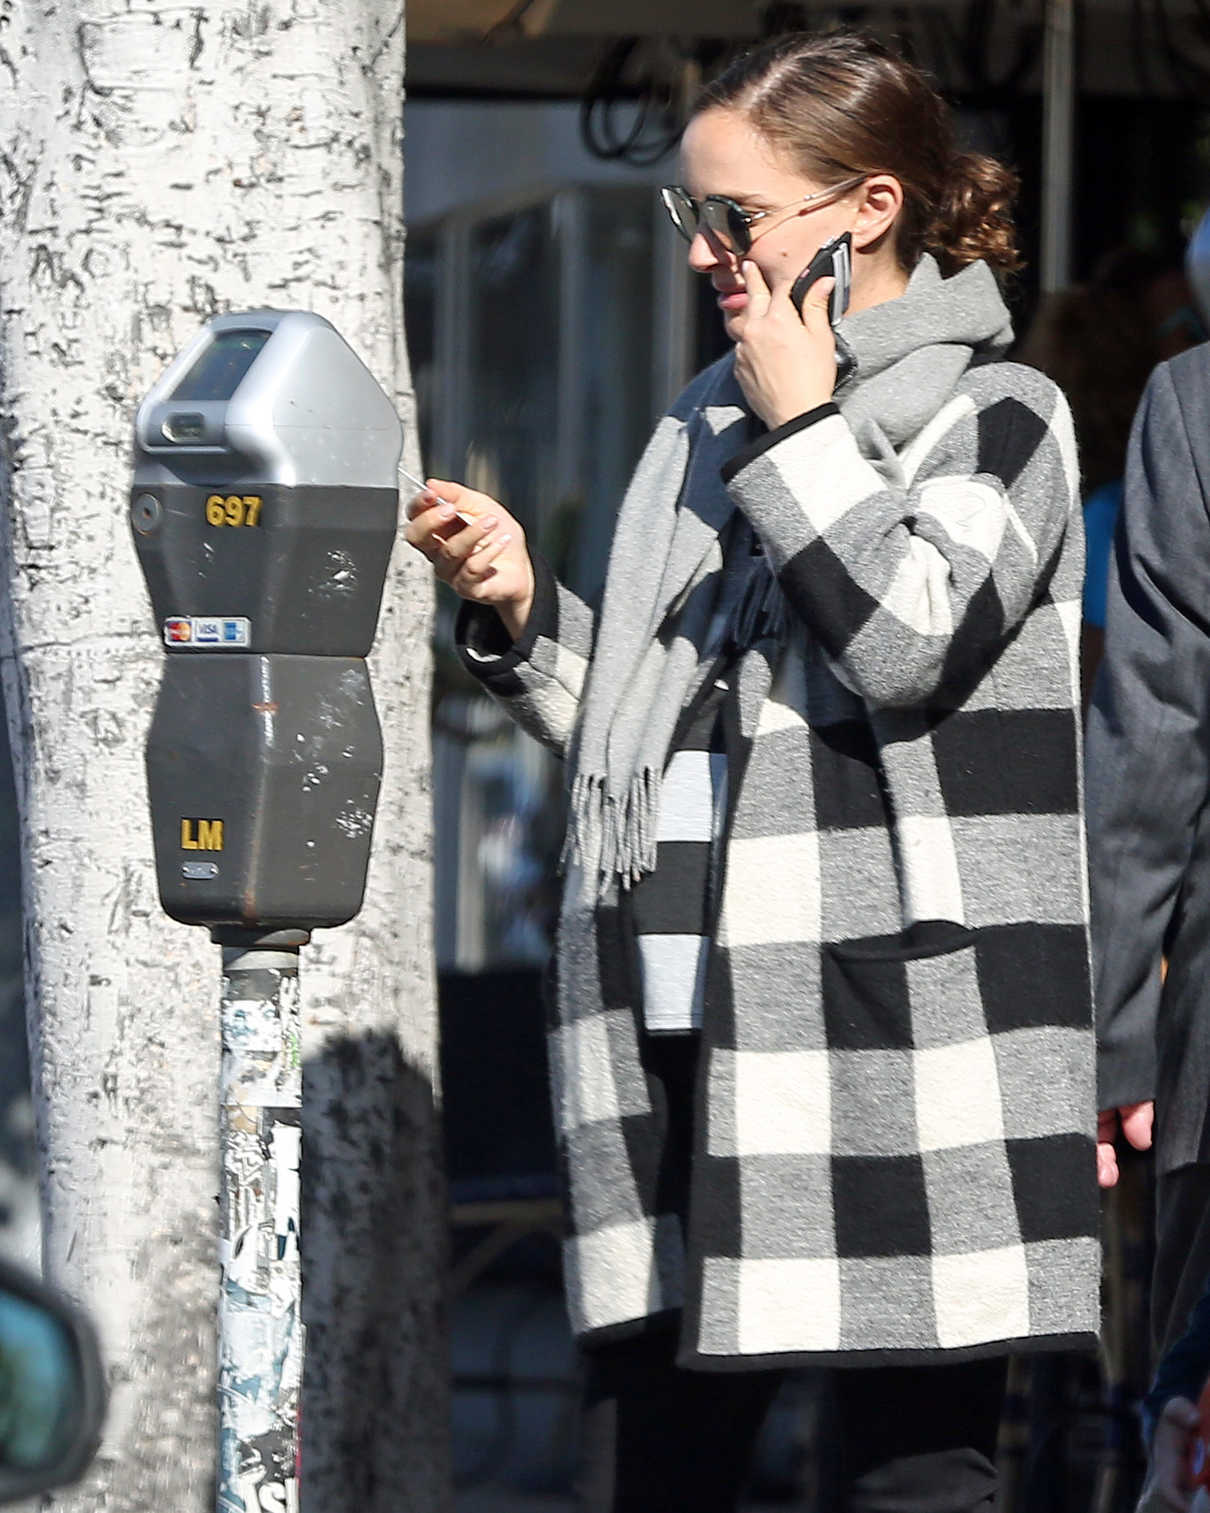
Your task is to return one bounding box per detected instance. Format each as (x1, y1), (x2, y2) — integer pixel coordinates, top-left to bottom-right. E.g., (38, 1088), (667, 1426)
(215, 928), (308, 1513)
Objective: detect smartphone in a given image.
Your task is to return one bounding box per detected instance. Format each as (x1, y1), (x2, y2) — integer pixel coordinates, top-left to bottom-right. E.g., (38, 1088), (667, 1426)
(789, 232), (852, 325)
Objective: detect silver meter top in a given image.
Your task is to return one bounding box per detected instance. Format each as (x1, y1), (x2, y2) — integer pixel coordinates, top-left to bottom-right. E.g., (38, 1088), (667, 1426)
(130, 310), (402, 658)
(135, 310), (401, 489)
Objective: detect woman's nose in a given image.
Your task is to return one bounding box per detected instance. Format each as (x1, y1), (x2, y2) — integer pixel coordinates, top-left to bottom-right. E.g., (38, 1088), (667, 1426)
(687, 229), (726, 274)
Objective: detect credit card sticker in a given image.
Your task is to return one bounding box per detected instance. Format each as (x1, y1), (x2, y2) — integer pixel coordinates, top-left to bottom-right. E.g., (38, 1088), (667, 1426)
(163, 616), (250, 649)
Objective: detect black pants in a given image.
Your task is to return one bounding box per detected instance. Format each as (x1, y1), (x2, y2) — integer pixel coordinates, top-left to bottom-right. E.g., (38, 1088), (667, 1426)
(1153, 1161), (1210, 1358)
(574, 1328), (1006, 1513)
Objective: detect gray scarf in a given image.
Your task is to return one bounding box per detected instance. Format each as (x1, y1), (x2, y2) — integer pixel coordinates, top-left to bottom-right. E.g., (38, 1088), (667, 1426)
(563, 255), (1013, 900)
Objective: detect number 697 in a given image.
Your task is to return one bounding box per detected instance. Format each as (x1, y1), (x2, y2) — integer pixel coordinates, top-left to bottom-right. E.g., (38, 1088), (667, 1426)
(205, 494), (262, 528)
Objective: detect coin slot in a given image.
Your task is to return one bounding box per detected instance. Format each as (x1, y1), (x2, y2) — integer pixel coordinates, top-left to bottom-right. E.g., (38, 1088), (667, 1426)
(161, 412), (206, 443)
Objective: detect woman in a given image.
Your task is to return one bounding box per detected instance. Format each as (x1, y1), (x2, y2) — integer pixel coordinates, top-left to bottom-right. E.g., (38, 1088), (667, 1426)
(408, 31), (1098, 1512)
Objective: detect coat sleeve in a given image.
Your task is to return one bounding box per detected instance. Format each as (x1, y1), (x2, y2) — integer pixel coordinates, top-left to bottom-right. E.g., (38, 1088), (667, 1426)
(1142, 1272), (1210, 1444)
(455, 552), (595, 760)
(1086, 356), (1210, 1111)
(720, 363), (1080, 707)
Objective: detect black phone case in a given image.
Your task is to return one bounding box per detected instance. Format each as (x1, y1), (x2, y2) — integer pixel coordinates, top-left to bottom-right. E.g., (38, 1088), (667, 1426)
(789, 232), (852, 324)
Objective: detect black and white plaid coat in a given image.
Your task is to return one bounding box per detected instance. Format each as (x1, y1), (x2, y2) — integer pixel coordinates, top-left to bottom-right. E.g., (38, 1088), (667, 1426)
(458, 269), (1099, 1368)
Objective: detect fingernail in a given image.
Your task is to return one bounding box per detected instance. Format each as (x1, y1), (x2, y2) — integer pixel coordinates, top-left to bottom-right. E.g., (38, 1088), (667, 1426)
(471, 534), (494, 555)
(480, 515), (499, 530)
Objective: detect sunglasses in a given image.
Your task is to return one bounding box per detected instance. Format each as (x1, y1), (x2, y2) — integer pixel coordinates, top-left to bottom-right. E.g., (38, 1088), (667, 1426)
(660, 176), (866, 256)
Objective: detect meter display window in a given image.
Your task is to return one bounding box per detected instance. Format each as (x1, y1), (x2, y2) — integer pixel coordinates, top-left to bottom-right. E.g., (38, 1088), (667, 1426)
(169, 330), (271, 403)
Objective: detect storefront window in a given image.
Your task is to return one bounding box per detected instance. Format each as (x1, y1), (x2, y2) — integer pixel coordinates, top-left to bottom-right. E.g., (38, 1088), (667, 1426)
(408, 184), (676, 971)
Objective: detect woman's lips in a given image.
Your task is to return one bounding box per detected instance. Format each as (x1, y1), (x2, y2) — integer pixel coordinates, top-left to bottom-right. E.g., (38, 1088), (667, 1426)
(716, 288), (748, 311)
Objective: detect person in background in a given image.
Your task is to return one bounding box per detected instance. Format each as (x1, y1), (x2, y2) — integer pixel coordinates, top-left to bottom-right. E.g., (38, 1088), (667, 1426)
(1133, 1308), (1205, 1512)
(1018, 244), (1204, 704)
(1089, 208), (1210, 1375)
(1095, 243), (1207, 363)
(411, 31), (1099, 1512)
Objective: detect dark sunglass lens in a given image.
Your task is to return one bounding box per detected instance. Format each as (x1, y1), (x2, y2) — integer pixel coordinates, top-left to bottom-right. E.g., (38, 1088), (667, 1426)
(723, 203), (751, 255)
(699, 200), (744, 255)
(661, 188), (697, 243)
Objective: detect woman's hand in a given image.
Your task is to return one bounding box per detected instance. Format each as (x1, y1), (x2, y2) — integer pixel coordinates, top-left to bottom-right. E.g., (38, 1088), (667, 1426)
(404, 478), (535, 641)
(732, 260), (839, 429)
(1137, 1396), (1200, 1512)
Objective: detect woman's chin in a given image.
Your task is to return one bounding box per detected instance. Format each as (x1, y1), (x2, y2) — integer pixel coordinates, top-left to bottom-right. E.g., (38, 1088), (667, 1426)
(722, 309), (746, 342)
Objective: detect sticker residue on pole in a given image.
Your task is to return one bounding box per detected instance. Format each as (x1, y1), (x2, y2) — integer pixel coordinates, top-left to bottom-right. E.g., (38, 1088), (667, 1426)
(219, 961), (302, 1513)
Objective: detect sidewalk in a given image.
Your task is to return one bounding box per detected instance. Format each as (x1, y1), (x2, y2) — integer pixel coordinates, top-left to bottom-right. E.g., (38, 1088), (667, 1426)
(458, 1489), (775, 1512)
(458, 1493), (571, 1513)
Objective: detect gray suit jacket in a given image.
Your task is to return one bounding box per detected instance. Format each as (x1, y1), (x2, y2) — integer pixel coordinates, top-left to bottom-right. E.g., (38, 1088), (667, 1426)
(1088, 341), (1210, 1173)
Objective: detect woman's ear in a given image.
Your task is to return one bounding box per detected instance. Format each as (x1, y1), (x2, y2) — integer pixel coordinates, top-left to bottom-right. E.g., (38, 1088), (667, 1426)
(852, 173), (904, 251)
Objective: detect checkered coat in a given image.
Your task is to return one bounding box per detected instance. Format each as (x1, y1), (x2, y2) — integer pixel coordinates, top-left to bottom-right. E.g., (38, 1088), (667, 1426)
(458, 291), (1099, 1367)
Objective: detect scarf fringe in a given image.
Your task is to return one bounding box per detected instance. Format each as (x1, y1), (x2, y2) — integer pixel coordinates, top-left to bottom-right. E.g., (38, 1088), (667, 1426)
(562, 563), (785, 899)
(562, 766), (661, 897)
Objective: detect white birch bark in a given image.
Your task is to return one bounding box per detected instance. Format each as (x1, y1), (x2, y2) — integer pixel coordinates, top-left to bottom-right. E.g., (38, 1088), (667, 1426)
(0, 3), (447, 1509)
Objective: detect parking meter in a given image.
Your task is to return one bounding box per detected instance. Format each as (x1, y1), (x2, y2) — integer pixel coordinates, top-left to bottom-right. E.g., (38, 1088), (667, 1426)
(131, 310), (401, 933)
(130, 311), (403, 1513)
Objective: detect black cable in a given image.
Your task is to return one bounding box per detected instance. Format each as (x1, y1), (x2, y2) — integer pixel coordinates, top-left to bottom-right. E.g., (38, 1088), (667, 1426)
(578, 38), (685, 168)
(483, 0), (550, 40)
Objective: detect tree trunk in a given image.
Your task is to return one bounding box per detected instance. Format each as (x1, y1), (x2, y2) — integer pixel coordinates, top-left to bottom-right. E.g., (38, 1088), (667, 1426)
(0, 4), (446, 1510)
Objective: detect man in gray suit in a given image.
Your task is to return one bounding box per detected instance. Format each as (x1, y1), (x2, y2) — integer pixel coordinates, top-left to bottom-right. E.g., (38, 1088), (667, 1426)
(1088, 210), (1210, 1357)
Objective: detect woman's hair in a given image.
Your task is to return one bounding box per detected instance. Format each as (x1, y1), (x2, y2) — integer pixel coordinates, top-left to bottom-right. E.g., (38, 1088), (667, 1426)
(693, 31), (1022, 278)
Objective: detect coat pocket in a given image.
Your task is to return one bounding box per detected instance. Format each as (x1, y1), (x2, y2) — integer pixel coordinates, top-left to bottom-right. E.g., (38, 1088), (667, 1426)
(821, 920), (998, 1165)
(827, 918), (976, 965)
(823, 919), (980, 1053)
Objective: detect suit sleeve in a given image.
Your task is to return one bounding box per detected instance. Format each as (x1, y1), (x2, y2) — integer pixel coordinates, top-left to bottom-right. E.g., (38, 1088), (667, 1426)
(1086, 358), (1210, 1111)
(720, 365), (1080, 707)
(1143, 1274), (1210, 1443)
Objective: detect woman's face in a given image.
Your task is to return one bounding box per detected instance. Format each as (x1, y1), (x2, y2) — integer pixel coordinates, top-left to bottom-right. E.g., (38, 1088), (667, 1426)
(677, 107), (870, 342)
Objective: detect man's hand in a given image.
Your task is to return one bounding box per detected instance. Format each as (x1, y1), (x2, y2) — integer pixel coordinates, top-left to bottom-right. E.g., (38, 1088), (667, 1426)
(732, 260), (839, 429)
(1137, 1395), (1200, 1512)
(1098, 1100), (1155, 1188)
